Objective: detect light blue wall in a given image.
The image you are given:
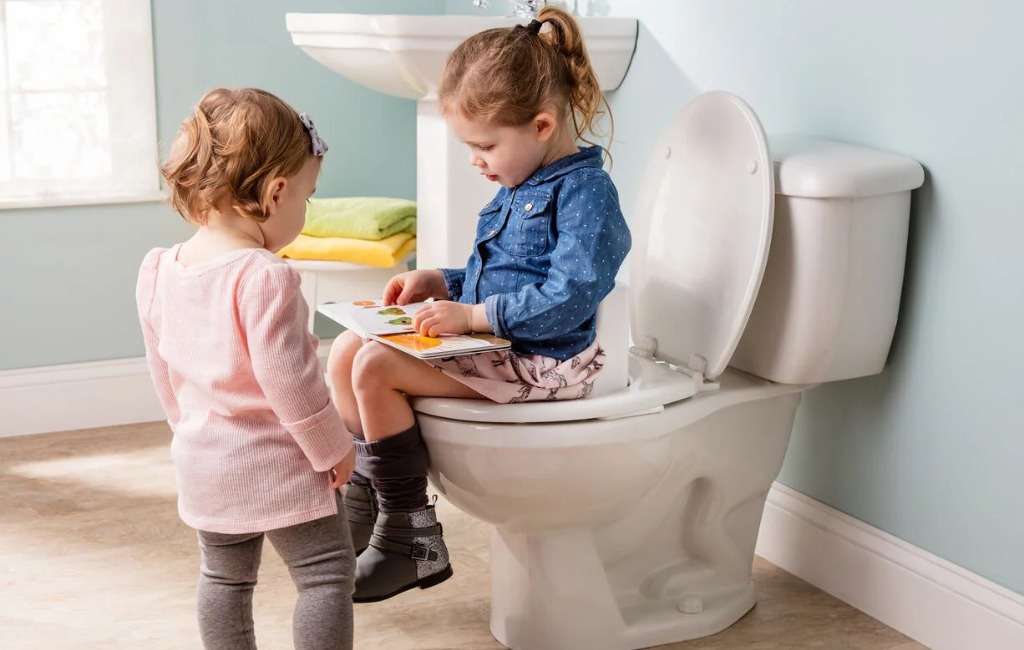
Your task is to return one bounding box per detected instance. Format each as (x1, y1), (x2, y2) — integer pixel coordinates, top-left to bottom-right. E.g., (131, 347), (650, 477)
(0, 0), (436, 371)
(589, 0), (1023, 595)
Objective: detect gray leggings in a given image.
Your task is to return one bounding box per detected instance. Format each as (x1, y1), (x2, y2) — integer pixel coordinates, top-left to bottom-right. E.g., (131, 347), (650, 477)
(195, 494), (355, 650)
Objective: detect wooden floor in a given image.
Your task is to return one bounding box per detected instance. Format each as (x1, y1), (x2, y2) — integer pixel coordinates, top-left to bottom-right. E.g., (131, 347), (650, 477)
(0, 422), (927, 649)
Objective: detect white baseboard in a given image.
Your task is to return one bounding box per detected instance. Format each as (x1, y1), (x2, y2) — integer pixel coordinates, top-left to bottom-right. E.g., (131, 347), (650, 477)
(0, 342), (334, 438)
(0, 356), (165, 438)
(756, 482), (1024, 650)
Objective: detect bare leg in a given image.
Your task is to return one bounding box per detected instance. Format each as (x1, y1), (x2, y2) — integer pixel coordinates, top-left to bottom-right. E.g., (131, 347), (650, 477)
(326, 331), (366, 435)
(351, 341), (482, 441)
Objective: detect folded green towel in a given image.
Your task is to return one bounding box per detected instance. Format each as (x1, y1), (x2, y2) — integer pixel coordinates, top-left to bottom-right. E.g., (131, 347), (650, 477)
(302, 197), (417, 241)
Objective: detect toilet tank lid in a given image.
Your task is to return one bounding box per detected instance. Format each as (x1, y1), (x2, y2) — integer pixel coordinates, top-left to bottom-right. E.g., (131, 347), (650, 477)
(772, 135), (924, 199)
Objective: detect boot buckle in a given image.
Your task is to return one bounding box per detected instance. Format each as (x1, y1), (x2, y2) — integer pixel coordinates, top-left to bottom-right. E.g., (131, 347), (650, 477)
(410, 543), (432, 561)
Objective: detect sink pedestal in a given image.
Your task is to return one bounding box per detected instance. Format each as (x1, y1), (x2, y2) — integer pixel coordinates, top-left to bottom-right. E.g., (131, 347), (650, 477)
(416, 101), (496, 269)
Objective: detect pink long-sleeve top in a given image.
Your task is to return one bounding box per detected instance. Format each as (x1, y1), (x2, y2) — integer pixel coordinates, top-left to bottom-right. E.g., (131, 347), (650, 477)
(136, 245), (353, 534)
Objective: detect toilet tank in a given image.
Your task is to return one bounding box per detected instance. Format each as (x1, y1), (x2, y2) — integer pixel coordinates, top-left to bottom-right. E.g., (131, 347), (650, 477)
(730, 136), (925, 385)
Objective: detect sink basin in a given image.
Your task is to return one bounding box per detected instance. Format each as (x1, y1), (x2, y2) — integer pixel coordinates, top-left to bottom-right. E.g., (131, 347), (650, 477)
(285, 13), (638, 101)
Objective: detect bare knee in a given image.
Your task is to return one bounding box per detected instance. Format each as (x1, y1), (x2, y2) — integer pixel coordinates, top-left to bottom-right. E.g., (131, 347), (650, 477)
(327, 331), (363, 382)
(351, 341), (400, 394)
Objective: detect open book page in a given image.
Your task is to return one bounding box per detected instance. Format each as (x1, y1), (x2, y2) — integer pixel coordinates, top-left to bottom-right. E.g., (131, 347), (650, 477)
(368, 332), (511, 360)
(318, 299), (511, 358)
(317, 300), (431, 337)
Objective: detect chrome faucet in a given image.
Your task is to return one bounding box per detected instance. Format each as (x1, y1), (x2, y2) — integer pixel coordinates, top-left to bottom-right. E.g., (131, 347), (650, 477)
(473, 0), (545, 19)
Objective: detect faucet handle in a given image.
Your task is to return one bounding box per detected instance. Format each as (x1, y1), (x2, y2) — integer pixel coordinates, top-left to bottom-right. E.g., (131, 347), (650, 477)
(511, 0), (541, 18)
(473, 0), (548, 18)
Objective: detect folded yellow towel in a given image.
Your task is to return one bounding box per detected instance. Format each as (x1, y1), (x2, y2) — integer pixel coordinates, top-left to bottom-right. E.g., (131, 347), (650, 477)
(278, 233), (416, 268)
(302, 197), (417, 241)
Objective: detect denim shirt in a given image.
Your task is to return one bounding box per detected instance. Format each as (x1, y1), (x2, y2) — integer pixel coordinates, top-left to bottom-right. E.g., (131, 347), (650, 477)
(440, 146), (631, 361)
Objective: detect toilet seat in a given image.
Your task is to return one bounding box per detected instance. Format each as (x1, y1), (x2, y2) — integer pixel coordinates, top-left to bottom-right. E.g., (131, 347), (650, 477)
(414, 92), (775, 426)
(413, 364), (803, 445)
(412, 354), (699, 424)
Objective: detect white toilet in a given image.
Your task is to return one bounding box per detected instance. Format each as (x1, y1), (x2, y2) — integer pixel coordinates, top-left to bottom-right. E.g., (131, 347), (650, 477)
(411, 91), (925, 650)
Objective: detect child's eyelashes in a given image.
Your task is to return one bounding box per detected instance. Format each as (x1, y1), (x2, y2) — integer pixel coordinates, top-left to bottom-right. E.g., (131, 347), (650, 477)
(474, 144), (494, 152)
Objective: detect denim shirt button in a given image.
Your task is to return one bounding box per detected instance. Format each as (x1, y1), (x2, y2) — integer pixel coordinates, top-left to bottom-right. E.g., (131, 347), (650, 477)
(524, 202), (533, 211)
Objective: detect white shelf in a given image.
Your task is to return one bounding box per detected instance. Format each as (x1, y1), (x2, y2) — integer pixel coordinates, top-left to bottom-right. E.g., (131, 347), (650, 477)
(283, 253), (414, 273)
(285, 255), (415, 331)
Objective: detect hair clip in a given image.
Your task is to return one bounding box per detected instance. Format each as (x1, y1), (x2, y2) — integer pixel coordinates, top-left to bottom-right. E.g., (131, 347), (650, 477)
(299, 113), (328, 156)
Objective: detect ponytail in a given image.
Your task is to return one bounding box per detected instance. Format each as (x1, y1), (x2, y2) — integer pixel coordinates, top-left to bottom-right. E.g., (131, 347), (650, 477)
(535, 5), (612, 151)
(438, 6), (614, 155)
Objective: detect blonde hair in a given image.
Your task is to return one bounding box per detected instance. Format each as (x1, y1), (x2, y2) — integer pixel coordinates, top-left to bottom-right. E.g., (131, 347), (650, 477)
(438, 6), (612, 150)
(161, 87), (313, 224)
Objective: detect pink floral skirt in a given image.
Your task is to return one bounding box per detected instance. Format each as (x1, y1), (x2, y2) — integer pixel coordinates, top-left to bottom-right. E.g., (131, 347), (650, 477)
(427, 342), (604, 403)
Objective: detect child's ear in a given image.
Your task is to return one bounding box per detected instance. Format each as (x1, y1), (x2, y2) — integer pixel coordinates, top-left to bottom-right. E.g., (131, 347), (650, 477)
(263, 177), (288, 216)
(533, 112), (558, 142)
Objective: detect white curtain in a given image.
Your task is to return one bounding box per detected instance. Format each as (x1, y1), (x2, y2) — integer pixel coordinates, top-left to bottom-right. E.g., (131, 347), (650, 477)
(0, 0), (159, 208)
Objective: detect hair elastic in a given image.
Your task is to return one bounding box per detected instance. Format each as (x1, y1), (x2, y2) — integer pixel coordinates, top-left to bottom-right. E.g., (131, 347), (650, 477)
(299, 113), (328, 156)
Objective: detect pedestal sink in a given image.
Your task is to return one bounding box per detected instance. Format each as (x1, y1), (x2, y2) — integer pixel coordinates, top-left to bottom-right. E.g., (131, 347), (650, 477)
(286, 13), (638, 269)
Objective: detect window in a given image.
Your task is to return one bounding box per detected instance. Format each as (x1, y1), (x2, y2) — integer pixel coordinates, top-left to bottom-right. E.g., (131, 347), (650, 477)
(0, 0), (160, 209)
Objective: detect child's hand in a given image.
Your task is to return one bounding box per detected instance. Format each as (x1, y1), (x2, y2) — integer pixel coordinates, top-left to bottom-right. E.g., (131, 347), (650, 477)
(383, 269), (447, 305)
(330, 446), (356, 489)
(413, 301), (474, 337)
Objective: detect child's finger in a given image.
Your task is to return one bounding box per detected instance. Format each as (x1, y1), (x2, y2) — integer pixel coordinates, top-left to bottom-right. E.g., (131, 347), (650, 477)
(417, 315), (439, 336)
(382, 279), (401, 305)
(412, 306), (430, 329)
(396, 284), (416, 305)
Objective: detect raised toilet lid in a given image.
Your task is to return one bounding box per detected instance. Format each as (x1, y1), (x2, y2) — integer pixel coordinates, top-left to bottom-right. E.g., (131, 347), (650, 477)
(630, 91), (774, 379)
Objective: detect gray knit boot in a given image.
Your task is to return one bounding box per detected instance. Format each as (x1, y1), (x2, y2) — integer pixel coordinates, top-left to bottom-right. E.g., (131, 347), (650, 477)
(342, 483), (377, 556)
(352, 505), (453, 603)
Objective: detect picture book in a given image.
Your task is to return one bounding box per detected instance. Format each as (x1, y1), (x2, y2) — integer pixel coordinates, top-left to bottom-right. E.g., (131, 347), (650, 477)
(317, 300), (433, 338)
(317, 300), (511, 359)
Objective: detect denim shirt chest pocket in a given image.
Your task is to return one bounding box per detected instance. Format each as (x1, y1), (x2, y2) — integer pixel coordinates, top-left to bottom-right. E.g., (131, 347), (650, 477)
(491, 192), (552, 257)
(476, 194), (505, 244)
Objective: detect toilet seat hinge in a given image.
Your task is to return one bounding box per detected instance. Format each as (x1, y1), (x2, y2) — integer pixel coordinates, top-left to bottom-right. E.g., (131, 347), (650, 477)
(629, 335), (658, 360)
(674, 354), (720, 392)
(673, 354), (706, 381)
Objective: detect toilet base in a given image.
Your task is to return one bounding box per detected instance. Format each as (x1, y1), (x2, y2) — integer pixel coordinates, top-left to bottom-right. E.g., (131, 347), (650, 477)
(417, 372), (804, 650)
(487, 525), (757, 650)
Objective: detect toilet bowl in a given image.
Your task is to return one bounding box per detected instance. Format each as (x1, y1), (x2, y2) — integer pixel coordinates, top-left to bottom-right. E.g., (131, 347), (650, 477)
(412, 92), (925, 650)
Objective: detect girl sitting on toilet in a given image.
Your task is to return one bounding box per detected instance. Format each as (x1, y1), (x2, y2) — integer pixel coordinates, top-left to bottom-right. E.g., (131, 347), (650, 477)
(326, 5), (632, 603)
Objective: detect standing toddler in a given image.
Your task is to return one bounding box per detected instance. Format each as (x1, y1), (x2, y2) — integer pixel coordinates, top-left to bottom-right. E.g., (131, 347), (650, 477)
(137, 87), (356, 650)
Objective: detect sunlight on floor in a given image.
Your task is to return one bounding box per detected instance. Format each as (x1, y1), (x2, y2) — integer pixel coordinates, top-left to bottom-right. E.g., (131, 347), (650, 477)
(8, 448), (177, 498)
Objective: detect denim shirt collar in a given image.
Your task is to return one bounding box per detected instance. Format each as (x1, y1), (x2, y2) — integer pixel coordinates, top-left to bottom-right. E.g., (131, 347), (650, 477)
(522, 145), (605, 186)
